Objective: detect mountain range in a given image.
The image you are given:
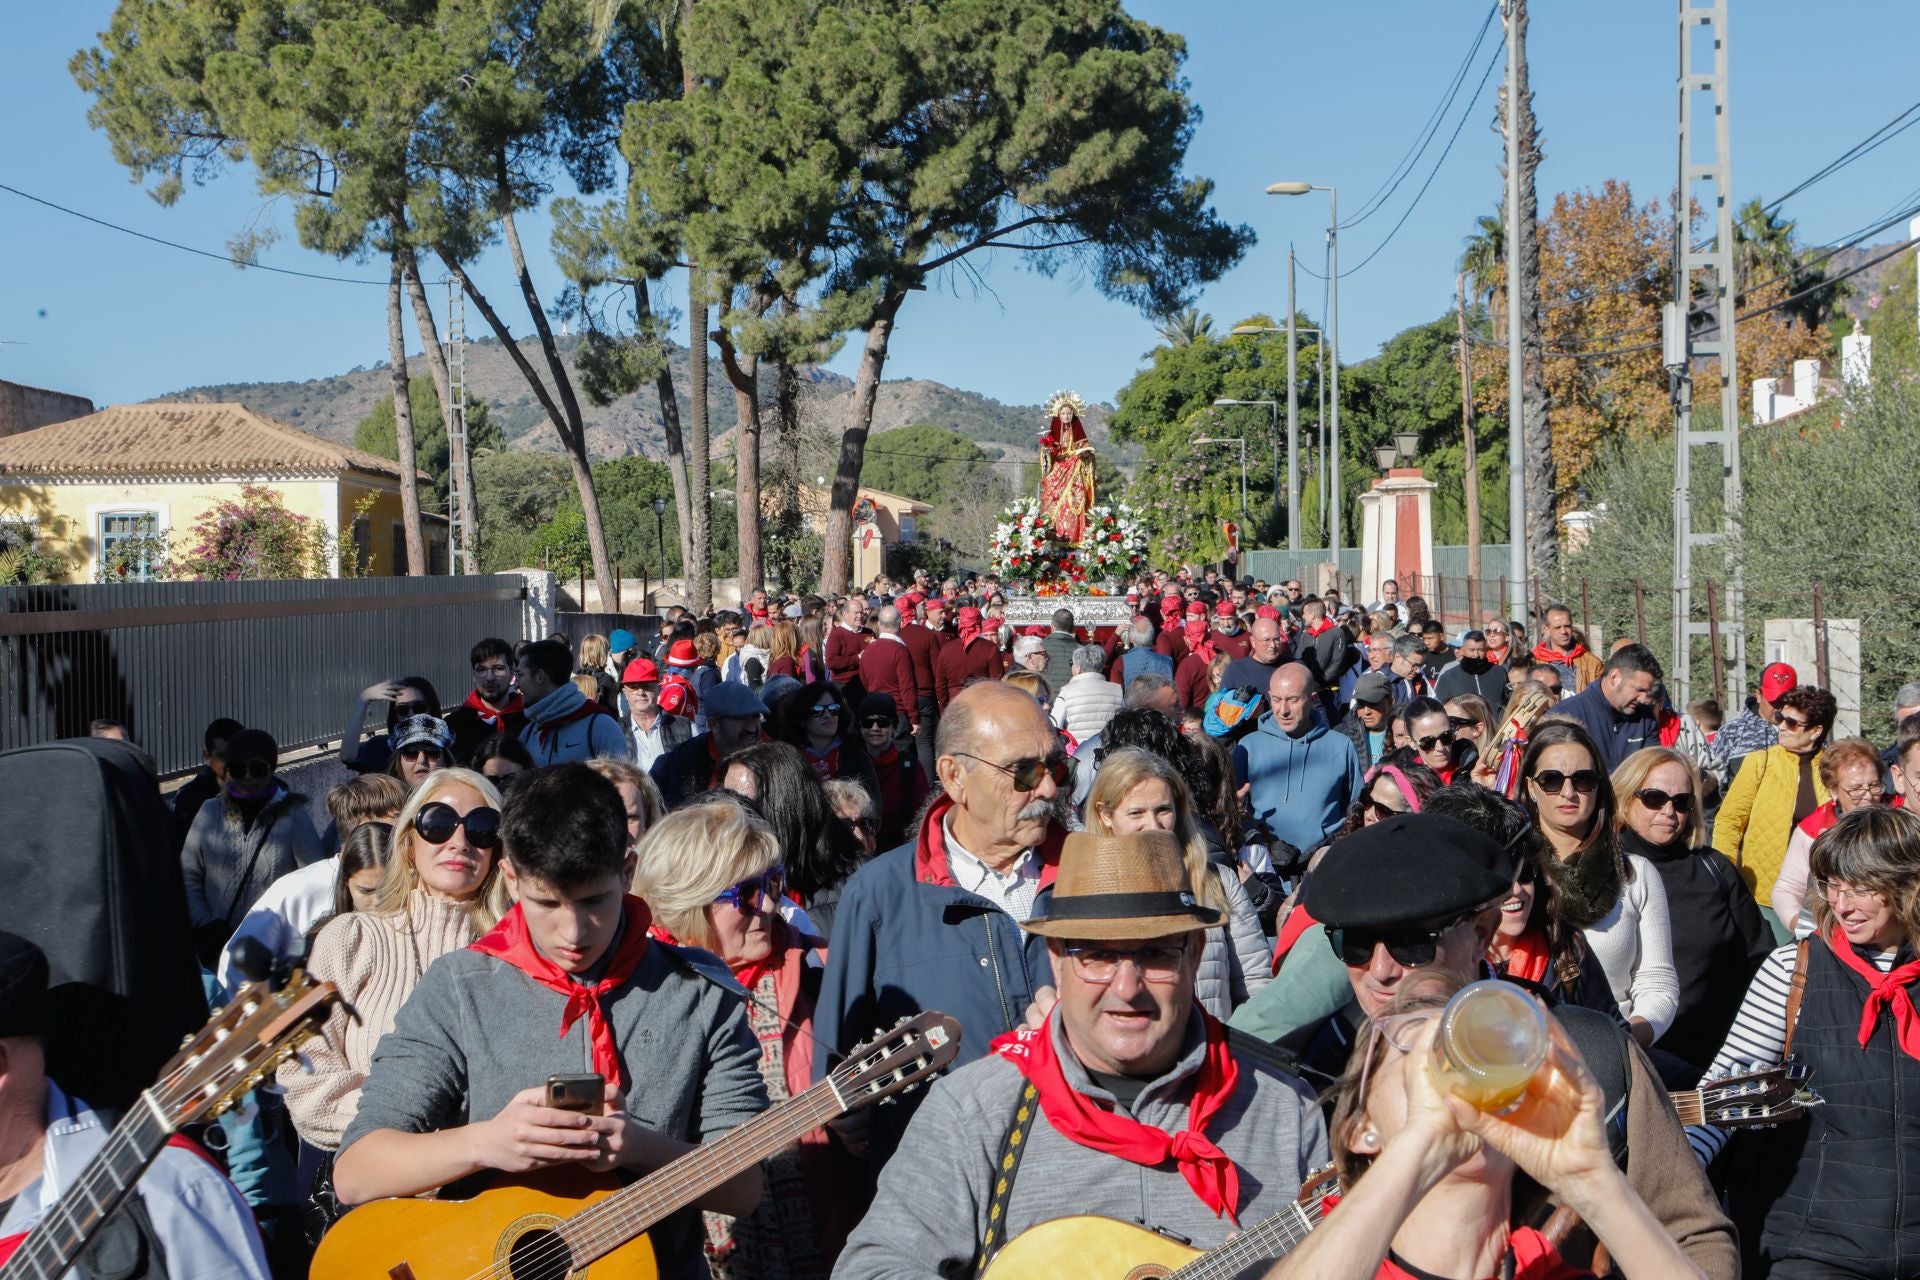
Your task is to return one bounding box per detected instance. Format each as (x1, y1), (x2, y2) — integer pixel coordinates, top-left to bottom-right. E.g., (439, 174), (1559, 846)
(149, 332), (1121, 468)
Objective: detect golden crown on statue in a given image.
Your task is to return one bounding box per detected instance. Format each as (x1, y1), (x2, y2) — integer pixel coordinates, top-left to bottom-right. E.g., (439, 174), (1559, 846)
(1043, 389), (1088, 421)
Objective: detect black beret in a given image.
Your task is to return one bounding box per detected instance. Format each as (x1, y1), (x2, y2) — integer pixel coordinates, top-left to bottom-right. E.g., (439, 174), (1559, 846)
(224, 727), (278, 767)
(0, 931), (48, 1039)
(1304, 813), (1514, 930)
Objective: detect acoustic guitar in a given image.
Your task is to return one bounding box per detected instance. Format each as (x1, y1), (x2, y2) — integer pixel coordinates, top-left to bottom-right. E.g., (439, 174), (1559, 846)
(1669, 1061), (1820, 1128)
(310, 1010), (961, 1280)
(0, 969), (340, 1279)
(981, 1169), (1336, 1280)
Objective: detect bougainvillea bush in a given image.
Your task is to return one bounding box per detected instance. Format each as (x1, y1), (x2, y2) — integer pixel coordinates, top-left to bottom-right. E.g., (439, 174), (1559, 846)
(173, 485), (333, 580)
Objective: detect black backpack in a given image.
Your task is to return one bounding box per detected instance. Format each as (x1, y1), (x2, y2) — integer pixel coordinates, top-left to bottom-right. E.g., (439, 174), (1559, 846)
(0, 738), (208, 1111)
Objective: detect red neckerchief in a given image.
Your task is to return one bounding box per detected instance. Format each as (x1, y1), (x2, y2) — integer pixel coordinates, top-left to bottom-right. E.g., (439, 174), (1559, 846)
(911, 793), (1064, 889)
(465, 687), (525, 730)
(870, 742), (901, 769)
(1487, 641), (1510, 666)
(1271, 905), (1319, 974)
(470, 896), (654, 1090)
(1306, 617), (1335, 638)
(1497, 928), (1554, 985)
(990, 1013), (1243, 1223)
(1183, 620), (1217, 664)
(1367, 1226), (1586, 1280)
(1824, 925), (1920, 1062)
(532, 698), (611, 747)
(1532, 639), (1588, 665)
(803, 739), (841, 781)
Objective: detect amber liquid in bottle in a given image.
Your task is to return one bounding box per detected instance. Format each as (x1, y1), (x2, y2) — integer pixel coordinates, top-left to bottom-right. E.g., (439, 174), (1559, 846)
(1429, 980), (1548, 1112)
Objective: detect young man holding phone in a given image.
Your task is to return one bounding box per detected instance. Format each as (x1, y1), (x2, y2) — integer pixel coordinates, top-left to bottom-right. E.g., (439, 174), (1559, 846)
(332, 764), (767, 1277)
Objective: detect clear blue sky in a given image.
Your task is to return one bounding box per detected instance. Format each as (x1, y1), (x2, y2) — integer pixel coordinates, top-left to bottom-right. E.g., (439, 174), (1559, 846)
(4, 2), (1918, 418)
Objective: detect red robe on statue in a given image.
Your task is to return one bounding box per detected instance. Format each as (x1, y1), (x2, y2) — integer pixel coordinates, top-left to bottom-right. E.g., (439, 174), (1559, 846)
(1038, 411), (1096, 545)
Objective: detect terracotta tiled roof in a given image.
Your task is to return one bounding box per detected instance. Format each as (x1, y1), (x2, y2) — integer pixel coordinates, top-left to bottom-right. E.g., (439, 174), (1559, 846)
(0, 402), (428, 482)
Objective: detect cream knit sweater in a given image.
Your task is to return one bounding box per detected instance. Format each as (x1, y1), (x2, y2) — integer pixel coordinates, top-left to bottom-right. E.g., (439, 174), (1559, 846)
(280, 889), (481, 1150)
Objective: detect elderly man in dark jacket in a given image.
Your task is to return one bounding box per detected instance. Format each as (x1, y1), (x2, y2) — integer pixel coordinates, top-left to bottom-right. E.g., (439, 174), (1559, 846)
(816, 681), (1073, 1173)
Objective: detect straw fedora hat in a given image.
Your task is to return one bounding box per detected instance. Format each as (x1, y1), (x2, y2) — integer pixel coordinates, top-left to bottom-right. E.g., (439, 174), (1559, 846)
(1023, 829), (1221, 940)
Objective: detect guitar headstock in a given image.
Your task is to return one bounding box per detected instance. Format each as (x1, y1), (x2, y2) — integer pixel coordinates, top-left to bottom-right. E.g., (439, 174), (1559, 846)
(146, 971), (342, 1131)
(1693, 1060), (1821, 1129)
(828, 1011), (963, 1112)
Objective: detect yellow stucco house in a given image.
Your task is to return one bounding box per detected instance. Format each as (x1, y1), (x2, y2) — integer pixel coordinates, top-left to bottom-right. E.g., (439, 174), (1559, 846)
(0, 402), (443, 580)
(761, 484), (935, 586)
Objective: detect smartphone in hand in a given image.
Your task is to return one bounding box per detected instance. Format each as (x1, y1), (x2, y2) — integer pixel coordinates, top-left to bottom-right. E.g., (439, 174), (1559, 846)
(545, 1072), (605, 1114)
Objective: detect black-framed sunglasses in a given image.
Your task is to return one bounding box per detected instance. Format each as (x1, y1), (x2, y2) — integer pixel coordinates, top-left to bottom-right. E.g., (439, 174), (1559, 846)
(953, 750), (1075, 791)
(1415, 729), (1457, 753)
(1327, 912), (1472, 968)
(1446, 715), (1477, 730)
(1513, 856), (1539, 885)
(229, 759), (274, 783)
(397, 743), (447, 761)
(1634, 787), (1696, 814)
(1529, 768), (1601, 796)
(413, 802), (502, 849)
(860, 715), (896, 729)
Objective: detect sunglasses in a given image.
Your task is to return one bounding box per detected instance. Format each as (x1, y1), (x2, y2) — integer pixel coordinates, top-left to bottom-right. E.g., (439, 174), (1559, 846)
(1778, 714), (1813, 731)
(1634, 787), (1696, 814)
(398, 744), (446, 761)
(1487, 628), (1509, 636)
(392, 702), (429, 718)
(954, 750), (1075, 791)
(229, 759), (274, 783)
(413, 802), (502, 849)
(1364, 794), (1404, 822)
(714, 866), (786, 911)
(1328, 913), (1471, 968)
(809, 703), (841, 717)
(1414, 730), (1457, 753)
(1446, 715), (1477, 730)
(1513, 857), (1539, 886)
(1529, 769), (1601, 796)
(860, 715), (896, 729)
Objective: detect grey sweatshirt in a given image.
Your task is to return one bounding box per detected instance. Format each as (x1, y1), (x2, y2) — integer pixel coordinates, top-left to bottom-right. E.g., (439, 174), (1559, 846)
(340, 939), (769, 1280)
(834, 1010), (1329, 1279)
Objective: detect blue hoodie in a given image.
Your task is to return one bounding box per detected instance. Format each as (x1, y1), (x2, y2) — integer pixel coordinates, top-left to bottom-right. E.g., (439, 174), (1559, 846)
(1233, 710), (1364, 853)
(518, 680), (628, 766)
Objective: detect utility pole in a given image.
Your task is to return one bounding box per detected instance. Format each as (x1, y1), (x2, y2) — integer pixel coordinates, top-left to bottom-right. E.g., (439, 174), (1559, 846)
(1457, 273), (1483, 622)
(1669, 0), (1744, 705)
(445, 277), (474, 575)
(1286, 248), (1300, 552)
(1502, 0), (1527, 612)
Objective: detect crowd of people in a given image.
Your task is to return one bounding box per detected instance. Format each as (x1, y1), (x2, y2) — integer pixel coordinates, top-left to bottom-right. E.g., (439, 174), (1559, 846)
(8, 563), (1920, 1280)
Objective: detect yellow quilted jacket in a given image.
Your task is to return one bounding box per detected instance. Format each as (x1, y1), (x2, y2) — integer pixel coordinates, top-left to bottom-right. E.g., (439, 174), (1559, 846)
(1715, 744), (1828, 904)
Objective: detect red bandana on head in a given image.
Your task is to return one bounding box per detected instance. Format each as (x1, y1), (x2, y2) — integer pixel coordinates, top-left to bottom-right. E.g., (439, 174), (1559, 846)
(989, 1013), (1243, 1223)
(470, 895), (655, 1091)
(1825, 926), (1920, 1061)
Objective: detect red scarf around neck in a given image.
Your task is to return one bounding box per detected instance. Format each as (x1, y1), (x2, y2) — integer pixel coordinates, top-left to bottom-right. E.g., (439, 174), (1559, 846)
(1532, 639), (1588, 665)
(1497, 928), (1554, 986)
(465, 687), (525, 730)
(470, 895), (654, 1090)
(990, 1012), (1243, 1222)
(1825, 925), (1920, 1062)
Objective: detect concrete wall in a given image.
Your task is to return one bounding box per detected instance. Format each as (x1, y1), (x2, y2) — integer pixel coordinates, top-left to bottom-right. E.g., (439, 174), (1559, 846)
(0, 380), (94, 440)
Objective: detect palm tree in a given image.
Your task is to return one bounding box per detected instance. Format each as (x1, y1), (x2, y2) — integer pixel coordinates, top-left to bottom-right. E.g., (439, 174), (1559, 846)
(1153, 307), (1214, 349)
(1733, 197), (1845, 330)
(1459, 212), (1506, 308)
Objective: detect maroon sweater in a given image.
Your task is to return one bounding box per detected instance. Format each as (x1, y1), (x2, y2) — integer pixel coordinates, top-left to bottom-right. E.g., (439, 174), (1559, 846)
(935, 637), (1006, 710)
(899, 622), (952, 701)
(859, 635), (921, 727)
(825, 625), (873, 698)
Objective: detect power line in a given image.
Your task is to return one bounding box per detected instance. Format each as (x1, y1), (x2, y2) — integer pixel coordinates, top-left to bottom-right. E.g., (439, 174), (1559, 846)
(0, 180), (386, 285)
(1344, 5), (1499, 230)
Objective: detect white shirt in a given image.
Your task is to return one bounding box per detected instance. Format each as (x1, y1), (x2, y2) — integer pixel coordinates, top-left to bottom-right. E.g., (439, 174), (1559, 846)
(943, 815), (1043, 922)
(1580, 852), (1681, 1038)
(216, 857), (339, 996)
(630, 714), (668, 770)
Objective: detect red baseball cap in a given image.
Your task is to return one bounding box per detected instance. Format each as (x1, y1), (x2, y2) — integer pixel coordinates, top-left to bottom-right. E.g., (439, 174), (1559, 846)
(1759, 662), (1799, 702)
(666, 639), (699, 667)
(620, 657), (661, 685)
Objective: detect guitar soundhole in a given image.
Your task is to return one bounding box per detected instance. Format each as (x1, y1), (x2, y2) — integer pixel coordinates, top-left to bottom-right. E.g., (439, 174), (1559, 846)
(505, 1227), (576, 1279)
(1124, 1268), (1173, 1280)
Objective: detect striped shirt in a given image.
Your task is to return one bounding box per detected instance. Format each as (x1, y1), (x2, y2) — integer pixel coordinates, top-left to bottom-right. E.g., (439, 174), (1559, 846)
(1686, 939), (1897, 1164)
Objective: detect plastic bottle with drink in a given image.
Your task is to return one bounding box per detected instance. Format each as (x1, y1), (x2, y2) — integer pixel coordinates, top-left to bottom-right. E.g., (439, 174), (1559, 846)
(1428, 980), (1549, 1112)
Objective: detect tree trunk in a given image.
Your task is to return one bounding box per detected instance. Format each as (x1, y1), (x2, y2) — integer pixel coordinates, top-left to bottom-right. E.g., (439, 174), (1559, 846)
(401, 255), (477, 572)
(685, 276), (713, 612)
(633, 277), (694, 578)
(1457, 273), (1482, 621)
(384, 258), (427, 577)
(773, 354), (802, 588)
(1509, 0), (1556, 582)
(715, 329), (762, 597)
(821, 289), (906, 595)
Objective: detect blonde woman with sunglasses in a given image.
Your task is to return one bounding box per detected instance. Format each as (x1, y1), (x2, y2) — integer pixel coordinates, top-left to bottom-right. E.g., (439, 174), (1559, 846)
(281, 767), (508, 1151)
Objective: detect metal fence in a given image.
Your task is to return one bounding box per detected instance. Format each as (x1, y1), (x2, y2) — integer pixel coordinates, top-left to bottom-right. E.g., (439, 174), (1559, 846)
(550, 611), (663, 652)
(1, 576), (527, 777)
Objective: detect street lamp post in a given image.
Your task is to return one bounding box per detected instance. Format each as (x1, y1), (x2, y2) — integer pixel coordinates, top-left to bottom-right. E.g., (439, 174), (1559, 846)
(651, 496), (666, 572)
(1191, 435), (1248, 523)
(1266, 181), (1339, 558)
(1211, 399), (1280, 542)
(1229, 320), (1326, 550)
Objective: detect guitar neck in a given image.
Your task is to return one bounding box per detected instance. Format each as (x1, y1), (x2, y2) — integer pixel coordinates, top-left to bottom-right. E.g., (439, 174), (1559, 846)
(3, 1103), (169, 1280)
(555, 1078), (845, 1268)
(1671, 1090), (1707, 1127)
(1167, 1200), (1316, 1280)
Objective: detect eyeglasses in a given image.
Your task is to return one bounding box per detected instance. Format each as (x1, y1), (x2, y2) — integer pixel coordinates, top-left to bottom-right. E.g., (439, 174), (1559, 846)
(1414, 730), (1457, 753)
(1778, 714), (1813, 731)
(860, 715), (895, 729)
(848, 816), (879, 835)
(953, 750), (1074, 791)
(1838, 781), (1887, 800)
(1529, 769), (1601, 796)
(1328, 913), (1472, 968)
(473, 663), (512, 678)
(1817, 880), (1885, 907)
(413, 802), (501, 849)
(714, 866), (786, 911)
(1063, 944), (1187, 984)
(1634, 787), (1696, 814)
(397, 744), (446, 761)
(229, 759), (274, 783)
(809, 702), (841, 717)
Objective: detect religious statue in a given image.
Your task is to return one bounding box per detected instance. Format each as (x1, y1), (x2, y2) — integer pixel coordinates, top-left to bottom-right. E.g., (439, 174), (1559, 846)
(1037, 389), (1096, 545)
